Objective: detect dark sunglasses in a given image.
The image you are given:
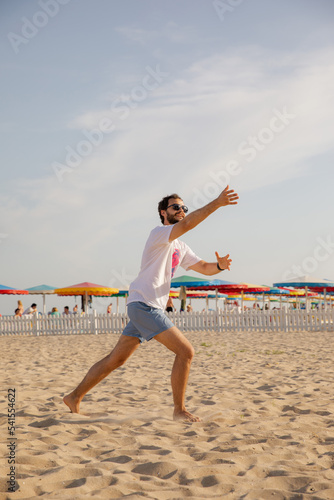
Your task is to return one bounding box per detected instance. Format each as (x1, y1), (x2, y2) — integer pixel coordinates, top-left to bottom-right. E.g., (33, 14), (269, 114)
(166, 203), (188, 213)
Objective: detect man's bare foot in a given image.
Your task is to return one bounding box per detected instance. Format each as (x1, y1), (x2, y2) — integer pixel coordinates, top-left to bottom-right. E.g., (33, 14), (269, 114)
(173, 409), (201, 422)
(63, 393), (80, 414)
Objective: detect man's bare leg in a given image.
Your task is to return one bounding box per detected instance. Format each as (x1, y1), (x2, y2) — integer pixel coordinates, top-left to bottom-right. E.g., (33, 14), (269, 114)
(154, 327), (200, 422)
(63, 335), (140, 414)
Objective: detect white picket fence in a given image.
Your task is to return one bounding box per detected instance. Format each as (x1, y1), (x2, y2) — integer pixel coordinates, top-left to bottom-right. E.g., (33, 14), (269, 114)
(0, 309), (333, 336)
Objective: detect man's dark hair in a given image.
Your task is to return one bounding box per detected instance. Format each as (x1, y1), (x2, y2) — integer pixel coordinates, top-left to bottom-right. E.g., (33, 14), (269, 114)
(158, 193), (182, 224)
(31, 303), (37, 308)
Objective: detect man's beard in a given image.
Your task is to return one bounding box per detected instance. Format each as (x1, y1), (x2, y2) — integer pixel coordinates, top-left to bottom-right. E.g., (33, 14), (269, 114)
(166, 212), (181, 225)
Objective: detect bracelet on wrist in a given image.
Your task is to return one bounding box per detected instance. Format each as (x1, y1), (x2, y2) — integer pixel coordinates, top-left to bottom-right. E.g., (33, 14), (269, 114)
(217, 262), (224, 271)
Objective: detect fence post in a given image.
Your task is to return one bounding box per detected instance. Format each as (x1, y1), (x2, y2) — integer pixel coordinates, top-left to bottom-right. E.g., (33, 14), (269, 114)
(33, 315), (39, 336)
(92, 310), (98, 335)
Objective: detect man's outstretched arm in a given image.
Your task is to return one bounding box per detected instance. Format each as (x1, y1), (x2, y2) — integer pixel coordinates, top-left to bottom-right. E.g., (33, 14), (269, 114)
(169, 185), (238, 242)
(188, 252), (232, 276)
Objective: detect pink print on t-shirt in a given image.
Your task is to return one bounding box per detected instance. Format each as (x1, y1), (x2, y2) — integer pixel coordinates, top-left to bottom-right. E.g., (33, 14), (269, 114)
(171, 249), (180, 278)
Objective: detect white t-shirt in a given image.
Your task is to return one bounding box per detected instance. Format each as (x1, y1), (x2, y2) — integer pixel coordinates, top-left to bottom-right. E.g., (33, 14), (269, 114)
(23, 307), (38, 316)
(127, 225), (201, 310)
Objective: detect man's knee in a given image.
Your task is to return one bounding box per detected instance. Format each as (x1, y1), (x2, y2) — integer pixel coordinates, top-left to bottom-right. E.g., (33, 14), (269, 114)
(180, 343), (195, 362)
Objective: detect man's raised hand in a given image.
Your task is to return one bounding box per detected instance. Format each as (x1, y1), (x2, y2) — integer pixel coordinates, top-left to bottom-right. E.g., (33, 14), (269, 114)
(217, 185), (239, 207)
(215, 251), (232, 271)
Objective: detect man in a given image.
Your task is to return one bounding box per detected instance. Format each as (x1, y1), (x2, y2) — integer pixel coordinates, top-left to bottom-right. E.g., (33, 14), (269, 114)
(63, 306), (71, 316)
(23, 303), (38, 316)
(64, 185), (238, 422)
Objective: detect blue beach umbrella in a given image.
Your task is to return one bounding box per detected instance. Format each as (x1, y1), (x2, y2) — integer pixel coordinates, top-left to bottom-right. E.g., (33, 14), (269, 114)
(262, 286), (287, 295)
(25, 284), (56, 314)
(0, 284), (29, 295)
(171, 275), (243, 291)
(171, 276), (237, 310)
(26, 284), (56, 292)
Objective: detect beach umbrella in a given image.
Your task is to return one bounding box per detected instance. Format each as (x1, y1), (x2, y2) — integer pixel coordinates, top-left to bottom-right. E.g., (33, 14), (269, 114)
(273, 276), (334, 310)
(224, 283), (270, 310)
(0, 284), (29, 295)
(110, 289), (129, 313)
(251, 285), (287, 309)
(178, 278), (248, 308)
(96, 289), (129, 313)
(171, 276), (218, 311)
(226, 294), (256, 300)
(170, 275), (214, 288)
(169, 290), (209, 298)
(184, 290), (209, 308)
(0, 285), (29, 316)
(170, 289), (228, 310)
(188, 280), (251, 309)
(267, 287), (317, 309)
(262, 286), (288, 295)
(54, 282), (119, 313)
(25, 284), (56, 314)
(207, 292), (228, 299)
(171, 276), (247, 310)
(181, 278), (248, 292)
(273, 276), (334, 292)
(288, 289), (317, 297)
(169, 288), (210, 311)
(237, 283), (271, 293)
(184, 277), (249, 309)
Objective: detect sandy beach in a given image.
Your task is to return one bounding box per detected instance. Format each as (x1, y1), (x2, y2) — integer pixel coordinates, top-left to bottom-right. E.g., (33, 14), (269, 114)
(1, 329), (334, 499)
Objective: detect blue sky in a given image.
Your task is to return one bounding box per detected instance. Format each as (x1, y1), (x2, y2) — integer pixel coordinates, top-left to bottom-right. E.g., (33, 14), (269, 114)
(1, 0), (334, 314)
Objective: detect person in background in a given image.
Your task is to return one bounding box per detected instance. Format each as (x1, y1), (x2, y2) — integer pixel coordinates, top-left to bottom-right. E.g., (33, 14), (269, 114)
(179, 286), (187, 312)
(73, 305), (78, 315)
(23, 303), (38, 316)
(14, 308), (22, 318)
(165, 296), (175, 313)
(17, 300), (24, 315)
(107, 303), (113, 314)
(50, 307), (61, 317)
(63, 306), (71, 316)
(186, 304), (193, 313)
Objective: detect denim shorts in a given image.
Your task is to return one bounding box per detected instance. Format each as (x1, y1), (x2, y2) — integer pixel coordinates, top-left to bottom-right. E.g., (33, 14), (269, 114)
(122, 301), (174, 343)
